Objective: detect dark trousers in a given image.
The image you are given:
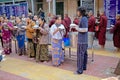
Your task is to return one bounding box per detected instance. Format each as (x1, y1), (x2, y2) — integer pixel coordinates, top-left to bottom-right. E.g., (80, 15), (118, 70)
(0, 55), (2, 62)
(77, 44), (88, 73)
(34, 43), (37, 57)
(0, 37), (3, 47)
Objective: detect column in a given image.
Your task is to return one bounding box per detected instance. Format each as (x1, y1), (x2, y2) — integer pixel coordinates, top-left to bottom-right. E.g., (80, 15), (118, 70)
(80, 0), (82, 6)
(53, 0), (56, 15)
(12, 0), (15, 4)
(31, 0), (34, 14)
(94, 0), (95, 15)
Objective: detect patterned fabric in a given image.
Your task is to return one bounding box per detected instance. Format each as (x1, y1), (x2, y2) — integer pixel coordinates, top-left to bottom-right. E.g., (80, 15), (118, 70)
(2, 22), (13, 54)
(51, 39), (64, 66)
(27, 39), (35, 57)
(39, 24), (49, 44)
(36, 44), (49, 61)
(16, 35), (25, 55)
(77, 44), (88, 73)
(2, 38), (12, 54)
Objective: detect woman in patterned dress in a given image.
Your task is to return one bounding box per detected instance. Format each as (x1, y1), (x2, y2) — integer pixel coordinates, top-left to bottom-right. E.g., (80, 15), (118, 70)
(50, 15), (65, 66)
(36, 17), (49, 62)
(15, 17), (26, 56)
(26, 16), (35, 58)
(0, 17), (13, 55)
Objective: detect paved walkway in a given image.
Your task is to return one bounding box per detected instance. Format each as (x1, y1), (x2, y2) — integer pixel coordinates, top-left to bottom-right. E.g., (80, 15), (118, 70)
(0, 57), (100, 80)
(0, 40), (120, 80)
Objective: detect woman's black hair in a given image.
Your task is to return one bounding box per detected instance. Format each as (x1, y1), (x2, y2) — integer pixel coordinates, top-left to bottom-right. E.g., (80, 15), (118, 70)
(77, 6), (87, 16)
(28, 16), (33, 20)
(40, 17), (46, 23)
(54, 15), (62, 20)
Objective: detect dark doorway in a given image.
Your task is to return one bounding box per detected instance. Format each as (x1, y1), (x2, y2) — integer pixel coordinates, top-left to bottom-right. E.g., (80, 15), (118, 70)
(56, 2), (64, 18)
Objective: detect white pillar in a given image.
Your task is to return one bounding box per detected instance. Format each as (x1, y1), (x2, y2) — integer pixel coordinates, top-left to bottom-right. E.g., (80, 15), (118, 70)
(80, 0), (82, 6)
(31, 0), (34, 15)
(13, 0), (15, 4)
(94, 0), (96, 15)
(53, 0), (56, 15)
(48, 2), (51, 13)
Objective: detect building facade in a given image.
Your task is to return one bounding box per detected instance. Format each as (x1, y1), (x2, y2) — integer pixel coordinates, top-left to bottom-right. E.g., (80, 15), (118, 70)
(27, 0), (104, 20)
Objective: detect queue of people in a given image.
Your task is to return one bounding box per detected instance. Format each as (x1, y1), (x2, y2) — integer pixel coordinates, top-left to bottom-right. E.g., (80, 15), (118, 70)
(0, 6), (120, 75)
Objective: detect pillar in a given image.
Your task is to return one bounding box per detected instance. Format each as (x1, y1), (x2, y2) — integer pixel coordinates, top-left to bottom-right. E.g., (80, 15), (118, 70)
(53, 0), (56, 15)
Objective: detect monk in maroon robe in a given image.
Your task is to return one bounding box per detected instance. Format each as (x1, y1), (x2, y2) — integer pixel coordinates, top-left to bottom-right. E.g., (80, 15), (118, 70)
(88, 11), (96, 48)
(71, 17), (79, 32)
(111, 15), (120, 52)
(49, 16), (56, 28)
(73, 17), (79, 25)
(98, 12), (107, 49)
(88, 14), (95, 32)
(64, 14), (71, 37)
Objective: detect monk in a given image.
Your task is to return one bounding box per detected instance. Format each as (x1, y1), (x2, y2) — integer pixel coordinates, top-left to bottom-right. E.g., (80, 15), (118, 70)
(98, 11), (107, 49)
(88, 11), (96, 49)
(73, 16), (79, 25)
(49, 15), (56, 28)
(64, 14), (71, 37)
(111, 14), (120, 52)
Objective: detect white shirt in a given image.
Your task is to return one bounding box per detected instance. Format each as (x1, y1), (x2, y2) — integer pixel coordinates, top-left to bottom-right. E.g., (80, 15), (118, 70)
(50, 24), (65, 40)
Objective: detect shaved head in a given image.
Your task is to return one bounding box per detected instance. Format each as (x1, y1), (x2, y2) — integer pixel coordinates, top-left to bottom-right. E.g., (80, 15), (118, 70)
(88, 10), (93, 17)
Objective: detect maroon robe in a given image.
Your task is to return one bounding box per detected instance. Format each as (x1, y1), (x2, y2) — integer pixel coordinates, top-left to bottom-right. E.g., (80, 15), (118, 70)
(88, 16), (95, 32)
(111, 19), (120, 48)
(62, 20), (68, 37)
(64, 17), (71, 27)
(73, 18), (79, 25)
(71, 18), (79, 32)
(49, 18), (55, 28)
(63, 17), (71, 37)
(98, 15), (107, 46)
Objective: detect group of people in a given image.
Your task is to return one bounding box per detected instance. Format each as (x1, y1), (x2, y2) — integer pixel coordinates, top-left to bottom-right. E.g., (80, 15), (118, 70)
(0, 6), (120, 75)
(87, 10), (120, 51)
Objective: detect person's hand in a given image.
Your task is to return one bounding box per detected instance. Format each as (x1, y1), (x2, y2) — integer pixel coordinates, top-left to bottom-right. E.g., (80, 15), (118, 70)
(39, 27), (42, 30)
(57, 27), (60, 31)
(3, 23), (7, 26)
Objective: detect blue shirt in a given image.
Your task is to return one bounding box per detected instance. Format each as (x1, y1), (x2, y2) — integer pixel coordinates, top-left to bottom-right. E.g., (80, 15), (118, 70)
(78, 16), (88, 44)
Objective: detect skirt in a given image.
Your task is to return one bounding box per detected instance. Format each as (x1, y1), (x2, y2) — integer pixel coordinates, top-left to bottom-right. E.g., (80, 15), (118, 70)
(51, 39), (64, 66)
(17, 35), (25, 54)
(3, 38), (12, 54)
(27, 39), (35, 57)
(36, 44), (49, 61)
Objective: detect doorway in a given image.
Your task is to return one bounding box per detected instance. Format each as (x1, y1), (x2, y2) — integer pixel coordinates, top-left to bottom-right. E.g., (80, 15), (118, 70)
(56, 2), (64, 18)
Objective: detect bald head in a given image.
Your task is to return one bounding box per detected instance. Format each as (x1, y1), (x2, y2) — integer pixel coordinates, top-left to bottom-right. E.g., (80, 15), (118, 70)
(100, 10), (104, 16)
(88, 11), (93, 17)
(116, 14), (120, 20)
